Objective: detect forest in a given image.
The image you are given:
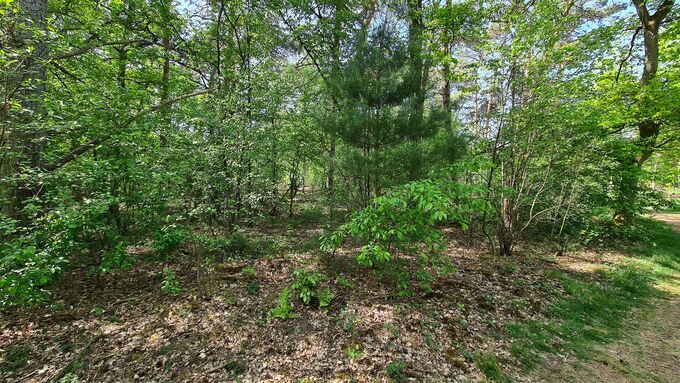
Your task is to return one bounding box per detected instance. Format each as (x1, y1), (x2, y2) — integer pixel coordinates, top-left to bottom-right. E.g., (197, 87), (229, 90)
(0, 0), (679, 381)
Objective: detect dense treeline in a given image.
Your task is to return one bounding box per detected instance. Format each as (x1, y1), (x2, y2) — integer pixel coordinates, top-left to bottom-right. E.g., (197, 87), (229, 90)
(0, 0), (678, 307)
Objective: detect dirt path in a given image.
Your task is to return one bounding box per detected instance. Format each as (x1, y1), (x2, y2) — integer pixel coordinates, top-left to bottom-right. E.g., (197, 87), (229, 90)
(654, 213), (680, 232)
(538, 214), (680, 383)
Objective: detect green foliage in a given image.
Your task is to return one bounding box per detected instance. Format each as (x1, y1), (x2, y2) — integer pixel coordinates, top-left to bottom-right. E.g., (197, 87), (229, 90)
(291, 269), (333, 308)
(386, 360), (407, 383)
(0, 240), (67, 308)
(98, 241), (135, 273)
(335, 276), (355, 289)
(316, 288), (334, 309)
(474, 353), (511, 383)
(161, 268), (181, 296)
(153, 226), (186, 256)
(322, 178), (483, 264)
(270, 287), (294, 320)
(58, 373), (80, 383)
(345, 343), (363, 359)
(322, 178), (480, 292)
(3, 345), (29, 371)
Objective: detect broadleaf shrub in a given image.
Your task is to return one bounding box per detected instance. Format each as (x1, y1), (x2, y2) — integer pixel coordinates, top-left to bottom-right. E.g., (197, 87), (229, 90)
(321, 178), (486, 292)
(153, 226), (186, 256)
(291, 268), (333, 307)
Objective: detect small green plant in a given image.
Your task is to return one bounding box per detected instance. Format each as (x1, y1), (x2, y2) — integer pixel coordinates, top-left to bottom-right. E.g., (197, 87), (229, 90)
(335, 276), (355, 288)
(344, 313), (359, 336)
(225, 293), (236, 305)
(59, 372), (80, 383)
(386, 360), (407, 382)
(321, 178), (480, 291)
(316, 288), (334, 308)
(4, 345), (30, 371)
(98, 241), (135, 273)
(90, 306), (104, 316)
(241, 266), (257, 276)
(291, 269), (334, 307)
(345, 343), (363, 359)
(270, 287), (293, 320)
(475, 353), (511, 383)
(246, 281), (261, 295)
(161, 268), (181, 295)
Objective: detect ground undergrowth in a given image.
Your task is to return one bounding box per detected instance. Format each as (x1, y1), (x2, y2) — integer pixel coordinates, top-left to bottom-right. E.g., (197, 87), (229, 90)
(1, 213), (678, 383)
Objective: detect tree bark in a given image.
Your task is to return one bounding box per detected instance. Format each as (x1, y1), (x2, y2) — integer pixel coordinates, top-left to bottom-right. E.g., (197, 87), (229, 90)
(631, 0), (674, 164)
(3, 0), (48, 220)
(408, 0), (427, 134)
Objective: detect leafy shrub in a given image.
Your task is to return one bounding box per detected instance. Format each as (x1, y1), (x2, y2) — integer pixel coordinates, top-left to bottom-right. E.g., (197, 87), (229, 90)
(386, 360), (407, 382)
(98, 241), (135, 273)
(322, 179), (483, 266)
(0, 212), (72, 308)
(0, 242), (67, 308)
(321, 178), (482, 292)
(291, 269), (334, 307)
(161, 268), (181, 295)
(154, 226), (186, 256)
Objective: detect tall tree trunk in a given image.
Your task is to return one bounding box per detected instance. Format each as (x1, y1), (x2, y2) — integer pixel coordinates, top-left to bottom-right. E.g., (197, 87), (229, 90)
(441, 0), (452, 134)
(408, 0), (426, 134)
(3, 0), (48, 220)
(632, 0), (673, 164)
(617, 0), (674, 220)
(326, 0), (344, 195)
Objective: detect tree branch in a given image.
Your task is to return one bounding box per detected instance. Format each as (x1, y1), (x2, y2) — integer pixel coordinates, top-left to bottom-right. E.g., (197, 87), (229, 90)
(42, 89), (211, 171)
(616, 26), (641, 83)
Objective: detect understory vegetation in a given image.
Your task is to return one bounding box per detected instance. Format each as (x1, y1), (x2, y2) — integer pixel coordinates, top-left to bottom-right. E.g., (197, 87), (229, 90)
(1, 0), (679, 382)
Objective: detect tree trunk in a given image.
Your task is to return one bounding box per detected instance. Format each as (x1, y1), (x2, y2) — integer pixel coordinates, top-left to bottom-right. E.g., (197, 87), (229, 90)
(408, 0), (426, 134)
(616, 0), (674, 220)
(3, 0), (48, 220)
(441, 0), (452, 133)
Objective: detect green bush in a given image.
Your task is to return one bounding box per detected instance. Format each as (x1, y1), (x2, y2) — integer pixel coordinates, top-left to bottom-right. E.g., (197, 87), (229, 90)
(291, 268), (334, 308)
(153, 226), (186, 256)
(98, 241), (135, 273)
(321, 178), (483, 292)
(0, 242), (67, 308)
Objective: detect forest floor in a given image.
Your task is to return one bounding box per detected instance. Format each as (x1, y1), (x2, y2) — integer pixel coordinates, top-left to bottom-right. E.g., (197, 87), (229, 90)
(1, 208), (678, 383)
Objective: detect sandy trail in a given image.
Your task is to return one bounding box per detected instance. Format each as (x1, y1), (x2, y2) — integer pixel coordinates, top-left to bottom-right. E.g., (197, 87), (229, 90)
(538, 213), (680, 383)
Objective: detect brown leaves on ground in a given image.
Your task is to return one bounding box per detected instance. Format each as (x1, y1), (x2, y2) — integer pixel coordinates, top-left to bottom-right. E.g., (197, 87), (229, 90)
(0, 225), (635, 382)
